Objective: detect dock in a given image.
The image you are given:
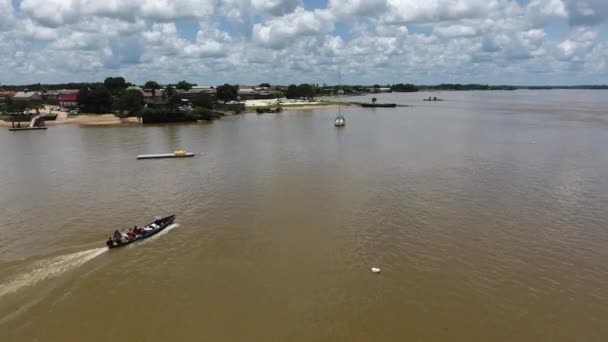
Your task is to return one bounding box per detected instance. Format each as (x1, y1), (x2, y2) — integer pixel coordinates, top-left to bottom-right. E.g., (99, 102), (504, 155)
(361, 103), (397, 108)
(9, 127), (48, 131)
(137, 152), (195, 160)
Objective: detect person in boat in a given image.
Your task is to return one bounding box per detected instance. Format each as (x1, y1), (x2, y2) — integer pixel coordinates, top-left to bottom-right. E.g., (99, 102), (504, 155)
(113, 230), (122, 243)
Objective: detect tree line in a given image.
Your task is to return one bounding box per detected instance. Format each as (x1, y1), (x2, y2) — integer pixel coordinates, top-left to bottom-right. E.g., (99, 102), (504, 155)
(420, 84), (516, 91)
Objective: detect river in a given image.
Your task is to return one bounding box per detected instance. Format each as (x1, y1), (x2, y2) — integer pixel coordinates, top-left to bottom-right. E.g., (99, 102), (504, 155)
(1, 90), (608, 341)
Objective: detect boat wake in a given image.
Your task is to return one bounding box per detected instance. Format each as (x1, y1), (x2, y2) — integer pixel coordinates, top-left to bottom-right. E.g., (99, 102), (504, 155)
(0, 247), (107, 298)
(144, 223), (179, 242)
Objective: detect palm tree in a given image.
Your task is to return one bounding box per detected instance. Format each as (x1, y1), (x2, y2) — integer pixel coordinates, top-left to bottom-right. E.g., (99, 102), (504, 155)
(29, 102), (44, 115)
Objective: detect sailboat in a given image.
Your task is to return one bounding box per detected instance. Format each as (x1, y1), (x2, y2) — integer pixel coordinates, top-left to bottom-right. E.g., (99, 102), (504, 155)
(334, 114), (345, 127)
(334, 72), (345, 127)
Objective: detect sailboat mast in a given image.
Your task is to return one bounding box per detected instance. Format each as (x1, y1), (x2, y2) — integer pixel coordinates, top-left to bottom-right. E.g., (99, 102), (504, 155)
(338, 71), (341, 114)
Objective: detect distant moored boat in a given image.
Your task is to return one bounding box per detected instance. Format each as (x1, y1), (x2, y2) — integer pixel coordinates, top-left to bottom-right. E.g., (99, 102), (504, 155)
(361, 103), (396, 107)
(334, 114), (345, 127)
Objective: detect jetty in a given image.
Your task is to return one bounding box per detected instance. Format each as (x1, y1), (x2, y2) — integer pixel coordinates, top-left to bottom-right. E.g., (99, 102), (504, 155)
(9, 127), (48, 131)
(137, 151), (195, 160)
(7, 113), (49, 131)
(361, 103), (397, 108)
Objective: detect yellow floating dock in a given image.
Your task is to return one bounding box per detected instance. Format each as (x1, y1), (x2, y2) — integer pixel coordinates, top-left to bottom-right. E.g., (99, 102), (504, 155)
(137, 151), (196, 160)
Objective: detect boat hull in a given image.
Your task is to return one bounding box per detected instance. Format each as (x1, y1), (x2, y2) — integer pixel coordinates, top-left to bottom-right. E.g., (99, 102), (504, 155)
(137, 153), (195, 159)
(106, 215), (176, 249)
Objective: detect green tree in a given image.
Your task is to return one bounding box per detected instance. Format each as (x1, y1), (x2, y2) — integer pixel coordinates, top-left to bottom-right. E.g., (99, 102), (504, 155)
(189, 107), (221, 120)
(78, 85), (113, 113)
(165, 85), (182, 108)
(296, 84), (315, 99)
(1, 96), (13, 114)
(7, 101), (29, 115)
(285, 84), (315, 99)
(391, 83), (418, 92)
(104, 77), (127, 95)
(166, 85), (176, 98)
(192, 92), (215, 109)
(28, 101), (44, 114)
(259, 83), (271, 87)
(114, 89), (144, 116)
(176, 80), (195, 91)
(144, 81), (161, 89)
(272, 91), (285, 99)
(285, 84), (298, 99)
(216, 84), (238, 103)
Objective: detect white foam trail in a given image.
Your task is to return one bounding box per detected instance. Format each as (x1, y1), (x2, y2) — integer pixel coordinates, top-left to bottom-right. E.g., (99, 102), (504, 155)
(0, 247), (107, 298)
(139, 223), (179, 244)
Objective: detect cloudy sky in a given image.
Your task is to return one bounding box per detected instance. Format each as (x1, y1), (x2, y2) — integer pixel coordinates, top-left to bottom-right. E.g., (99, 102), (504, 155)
(1, 0), (607, 85)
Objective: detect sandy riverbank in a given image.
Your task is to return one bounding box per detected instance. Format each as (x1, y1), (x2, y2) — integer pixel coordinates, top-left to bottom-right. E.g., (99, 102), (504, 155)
(1, 105), (140, 127)
(2, 103), (348, 127)
(0, 114), (139, 127)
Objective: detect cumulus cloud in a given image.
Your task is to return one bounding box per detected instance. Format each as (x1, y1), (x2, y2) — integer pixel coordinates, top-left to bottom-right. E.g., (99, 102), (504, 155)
(20, 0), (216, 27)
(564, 0), (608, 26)
(1, 0), (607, 84)
(252, 7), (334, 49)
(557, 27), (599, 61)
(141, 0), (215, 21)
(0, 0), (16, 31)
(527, 0), (568, 23)
(434, 24), (479, 37)
(329, 0), (388, 18)
(383, 0), (506, 24)
(20, 0), (81, 28)
(251, 0), (301, 16)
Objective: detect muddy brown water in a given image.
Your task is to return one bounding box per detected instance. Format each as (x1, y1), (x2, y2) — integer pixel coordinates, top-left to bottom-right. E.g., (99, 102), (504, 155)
(1, 90), (608, 341)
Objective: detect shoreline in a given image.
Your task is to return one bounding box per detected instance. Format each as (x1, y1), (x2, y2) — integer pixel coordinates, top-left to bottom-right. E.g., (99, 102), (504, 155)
(0, 114), (140, 127)
(2, 103), (351, 127)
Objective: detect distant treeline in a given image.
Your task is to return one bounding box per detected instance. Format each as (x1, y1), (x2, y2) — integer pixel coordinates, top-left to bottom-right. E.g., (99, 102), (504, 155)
(390, 83), (418, 92)
(520, 85), (608, 90)
(0, 82), (106, 91)
(418, 84), (517, 91)
(2, 82), (607, 93)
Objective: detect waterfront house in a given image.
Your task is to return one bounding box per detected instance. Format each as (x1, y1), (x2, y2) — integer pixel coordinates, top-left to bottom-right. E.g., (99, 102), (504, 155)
(190, 85), (216, 94)
(13, 91), (43, 102)
(238, 87), (275, 100)
(42, 91), (60, 104)
(59, 92), (79, 109)
(368, 87), (392, 93)
(0, 91), (16, 100)
(143, 88), (167, 105)
(176, 86), (216, 103)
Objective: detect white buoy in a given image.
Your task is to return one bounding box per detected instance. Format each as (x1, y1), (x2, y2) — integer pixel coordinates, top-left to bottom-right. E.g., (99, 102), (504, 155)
(371, 267), (381, 274)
